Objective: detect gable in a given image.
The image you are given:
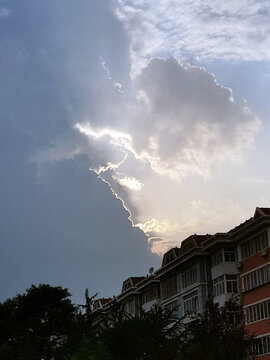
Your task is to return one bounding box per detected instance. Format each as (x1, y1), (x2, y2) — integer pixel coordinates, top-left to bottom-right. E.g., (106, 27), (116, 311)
(122, 279), (132, 292)
(162, 248), (178, 266)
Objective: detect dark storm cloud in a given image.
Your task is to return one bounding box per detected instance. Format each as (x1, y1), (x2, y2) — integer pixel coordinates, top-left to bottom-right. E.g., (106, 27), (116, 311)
(0, 0), (159, 302)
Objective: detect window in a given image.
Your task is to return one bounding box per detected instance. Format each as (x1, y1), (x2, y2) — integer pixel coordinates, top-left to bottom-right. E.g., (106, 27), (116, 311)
(182, 267), (197, 288)
(245, 299), (270, 324)
(213, 274), (238, 297)
(164, 253), (175, 265)
(165, 300), (178, 312)
(123, 281), (132, 291)
(213, 275), (225, 297)
(183, 291), (198, 315)
(161, 276), (177, 299)
(212, 252), (223, 267)
(93, 301), (100, 310)
(124, 299), (135, 315)
(224, 249), (236, 262)
(252, 335), (270, 356)
(242, 264), (270, 292)
(240, 231), (268, 260)
(182, 242), (193, 253)
(226, 274), (238, 293)
(255, 232), (268, 252)
(142, 287), (158, 304)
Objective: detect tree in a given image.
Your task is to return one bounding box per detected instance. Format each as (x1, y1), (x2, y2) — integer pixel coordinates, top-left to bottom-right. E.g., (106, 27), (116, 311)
(98, 303), (183, 360)
(0, 284), (79, 360)
(78, 289), (98, 326)
(70, 337), (112, 360)
(179, 298), (254, 360)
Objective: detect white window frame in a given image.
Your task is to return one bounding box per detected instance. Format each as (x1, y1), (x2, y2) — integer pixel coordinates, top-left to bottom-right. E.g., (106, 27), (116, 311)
(251, 333), (270, 356)
(224, 249), (236, 262)
(240, 231), (268, 260)
(213, 275), (225, 297)
(183, 290), (199, 315)
(245, 298), (270, 324)
(161, 276), (177, 300)
(241, 263), (270, 292)
(182, 266), (197, 289)
(211, 251), (223, 267)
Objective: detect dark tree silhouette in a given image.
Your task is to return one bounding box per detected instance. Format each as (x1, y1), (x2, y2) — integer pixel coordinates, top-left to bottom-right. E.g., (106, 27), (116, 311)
(179, 298), (254, 360)
(0, 284), (79, 360)
(97, 303), (183, 360)
(0, 285), (254, 360)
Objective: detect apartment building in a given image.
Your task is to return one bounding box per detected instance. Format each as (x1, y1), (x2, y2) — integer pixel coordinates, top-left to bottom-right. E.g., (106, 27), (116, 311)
(154, 235), (211, 320)
(135, 274), (160, 312)
(93, 297), (112, 312)
(117, 277), (146, 317)
(94, 207), (270, 358)
(202, 232), (239, 307)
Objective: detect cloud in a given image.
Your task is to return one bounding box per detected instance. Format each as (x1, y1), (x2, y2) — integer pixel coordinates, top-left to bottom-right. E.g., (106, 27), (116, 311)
(0, 0), (266, 302)
(76, 58), (260, 182)
(116, 0), (270, 75)
(0, 0), (160, 303)
(117, 176), (144, 191)
(137, 218), (184, 237)
(136, 198), (253, 254)
(74, 57), (260, 254)
(147, 237), (174, 256)
(131, 58), (260, 180)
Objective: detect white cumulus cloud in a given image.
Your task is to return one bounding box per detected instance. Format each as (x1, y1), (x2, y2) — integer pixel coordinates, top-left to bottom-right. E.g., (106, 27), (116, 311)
(128, 58), (260, 181)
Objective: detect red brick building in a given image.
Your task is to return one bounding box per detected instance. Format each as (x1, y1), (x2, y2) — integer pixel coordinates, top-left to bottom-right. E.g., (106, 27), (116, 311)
(231, 208), (270, 359)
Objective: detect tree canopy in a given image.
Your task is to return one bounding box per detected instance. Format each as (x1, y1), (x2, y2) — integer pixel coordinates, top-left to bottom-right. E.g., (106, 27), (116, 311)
(0, 284), (79, 360)
(179, 298), (254, 360)
(0, 285), (255, 360)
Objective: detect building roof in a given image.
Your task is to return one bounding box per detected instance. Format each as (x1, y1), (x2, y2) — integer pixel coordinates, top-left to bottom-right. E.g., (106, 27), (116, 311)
(228, 218), (253, 234)
(120, 276), (146, 293)
(180, 234), (212, 253)
(162, 247), (180, 266)
(200, 232), (231, 250)
(258, 207), (270, 216)
(130, 277), (146, 285)
(192, 234), (212, 245)
(99, 298), (112, 306)
(135, 274), (160, 290)
(163, 247), (181, 256)
(228, 207), (270, 234)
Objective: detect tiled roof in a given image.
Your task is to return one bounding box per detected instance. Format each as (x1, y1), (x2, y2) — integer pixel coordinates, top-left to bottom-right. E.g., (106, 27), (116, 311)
(162, 247), (180, 266)
(228, 218), (253, 233)
(228, 207), (270, 233)
(100, 298), (112, 306)
(163, 247), (180, 256)
(201, 232), (229, 245)
(131, 277), (146, 285)
(258, 207), (270, 215)
(173, 247), (181, 256)
(192, 234), (212, 245)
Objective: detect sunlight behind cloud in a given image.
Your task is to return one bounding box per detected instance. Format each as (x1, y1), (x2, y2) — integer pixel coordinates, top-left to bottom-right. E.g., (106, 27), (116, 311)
(75, 123), (132, 148)
(71, 57), (261, 255)
(29, 1), (264, 258)
(118, 176), (144, 191)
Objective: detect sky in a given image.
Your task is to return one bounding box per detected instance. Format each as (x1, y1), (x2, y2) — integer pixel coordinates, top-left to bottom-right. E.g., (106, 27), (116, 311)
(0, 0), (270, 303)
